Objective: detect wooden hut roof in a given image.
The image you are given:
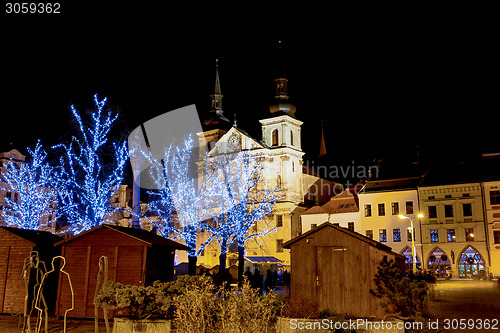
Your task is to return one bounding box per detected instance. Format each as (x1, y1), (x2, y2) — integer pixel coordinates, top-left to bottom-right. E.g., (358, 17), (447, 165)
(54, 224), (189, 250)
(0, 226), (62, 246)
(283, 222), (398, 254)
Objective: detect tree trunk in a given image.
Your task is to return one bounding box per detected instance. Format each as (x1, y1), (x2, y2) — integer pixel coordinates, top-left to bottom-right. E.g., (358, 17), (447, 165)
(188, 255), (197, 275)
(219, 239), (227, 273)
(237, 243), (245, 287)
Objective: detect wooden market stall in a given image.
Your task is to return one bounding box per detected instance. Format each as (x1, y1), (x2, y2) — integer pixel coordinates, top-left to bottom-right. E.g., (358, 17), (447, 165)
(0, 226), (61, 314)
(283, 222), (405, 318)
(54, 224), (188, 318)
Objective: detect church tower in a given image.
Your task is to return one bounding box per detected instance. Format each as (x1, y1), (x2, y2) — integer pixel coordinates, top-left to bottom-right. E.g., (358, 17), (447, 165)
(259, 41), (304, 204)
(204, 59), (231, 131)
(210, 59), (223, 116)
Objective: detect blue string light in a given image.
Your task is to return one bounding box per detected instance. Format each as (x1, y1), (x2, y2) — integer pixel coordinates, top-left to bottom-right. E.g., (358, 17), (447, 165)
(0, 141), (58, 230)
(53, 94), (129, 234)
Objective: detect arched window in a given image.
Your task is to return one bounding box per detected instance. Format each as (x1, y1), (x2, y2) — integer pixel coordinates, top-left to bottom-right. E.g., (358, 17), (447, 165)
(290, 130), (294, 146)
(401, 247), (421, 272)
(458, 246), (485, 278)
(427, 247), (451, 278)
(271, 129), (278, 146)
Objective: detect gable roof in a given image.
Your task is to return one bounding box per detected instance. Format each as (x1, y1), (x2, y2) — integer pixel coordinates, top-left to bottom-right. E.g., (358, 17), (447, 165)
(320, 189), (359, 214)
(283, 222), (394, 253)
(361, 176), (423, 193)
(302, 205), (328, 215)
(207, 127), (264, 156)
(54, 224), (189, 250)
(0, 226), (62, 247)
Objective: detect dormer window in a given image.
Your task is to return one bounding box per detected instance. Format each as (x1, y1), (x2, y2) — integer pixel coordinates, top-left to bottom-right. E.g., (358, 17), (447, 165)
(272, 129), (278, 146)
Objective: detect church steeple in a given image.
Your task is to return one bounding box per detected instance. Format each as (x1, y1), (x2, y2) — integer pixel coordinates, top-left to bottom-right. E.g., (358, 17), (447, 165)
(318, 120), (327, 157)
(210, 59), (223, 116)
(269, 41), (296, 117)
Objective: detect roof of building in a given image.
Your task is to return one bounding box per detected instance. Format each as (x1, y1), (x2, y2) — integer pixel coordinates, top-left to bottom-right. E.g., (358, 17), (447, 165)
(54, 224), (189, 250)
(0, 226), (62, 246)
(302, 205), (327, 215)
(321, 196), (359, 214)
(361, 176), (423, 193)
(283, 222), (399, 255)
(245, 256), (283, 264)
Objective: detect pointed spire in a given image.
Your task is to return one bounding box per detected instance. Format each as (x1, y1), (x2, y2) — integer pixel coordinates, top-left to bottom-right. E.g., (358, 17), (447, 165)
(214, 59), (221, 95)
(210, 59), (223, 116)
(269, 40), (296, 117)
(318, 120), (327, 158)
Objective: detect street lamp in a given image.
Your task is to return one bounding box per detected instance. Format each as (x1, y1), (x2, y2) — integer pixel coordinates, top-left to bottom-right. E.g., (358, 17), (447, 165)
(398, 213), (424, 274)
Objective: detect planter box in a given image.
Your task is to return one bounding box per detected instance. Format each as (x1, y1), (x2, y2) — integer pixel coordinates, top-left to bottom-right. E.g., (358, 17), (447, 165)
(112, 318), (171, 333)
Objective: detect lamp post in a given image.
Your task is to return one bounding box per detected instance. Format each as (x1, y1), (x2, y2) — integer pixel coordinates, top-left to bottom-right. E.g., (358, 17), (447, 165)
(398, 213), (424, 274)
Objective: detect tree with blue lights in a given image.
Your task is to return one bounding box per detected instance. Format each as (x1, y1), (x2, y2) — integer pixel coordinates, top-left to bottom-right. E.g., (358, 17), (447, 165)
(203, 151), (281, 279)
(53, 94), (129, 234)
(0, 141), (58, 230)
(145, 135), (223, 275)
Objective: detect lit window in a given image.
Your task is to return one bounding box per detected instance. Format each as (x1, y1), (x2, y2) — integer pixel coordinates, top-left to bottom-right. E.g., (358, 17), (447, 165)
(465, 228), (474, 242)
(430, 230), (439, 242)
(391, 202), (399, 215)
(393, 229), (401, 242)
(365, 204), (372, 217)
(447, 229), (456, 242)
(379, 229), (387, 242)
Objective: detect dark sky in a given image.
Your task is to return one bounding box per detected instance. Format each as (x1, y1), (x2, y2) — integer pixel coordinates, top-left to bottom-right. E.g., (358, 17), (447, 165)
(2, 8), (498, 183)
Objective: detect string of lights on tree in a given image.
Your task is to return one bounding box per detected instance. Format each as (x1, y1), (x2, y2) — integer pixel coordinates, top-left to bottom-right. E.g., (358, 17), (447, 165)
(52, 94), (129, 234)
(0, 141), (58, 230)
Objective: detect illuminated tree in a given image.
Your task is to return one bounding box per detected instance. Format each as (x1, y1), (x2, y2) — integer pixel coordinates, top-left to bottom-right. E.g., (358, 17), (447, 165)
(53, 94), (129, 234)
(145, 135), (223, 275)
(0, 141), (57, 230)
(204, 152), (281, 280)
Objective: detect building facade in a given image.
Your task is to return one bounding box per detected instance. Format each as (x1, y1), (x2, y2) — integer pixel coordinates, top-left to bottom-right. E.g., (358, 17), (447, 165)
(191, 58), (318, 268)
(480, 180), (500, 278)
(418, 182), (489, 278)
(358, 177), (423, 269)
(301, 189), (360, 233)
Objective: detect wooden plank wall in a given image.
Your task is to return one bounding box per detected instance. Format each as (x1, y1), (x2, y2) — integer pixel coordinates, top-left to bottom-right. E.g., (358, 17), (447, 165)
(0, 230), (34, 314)
(290, 226), (399, 318)
(57, 228), (147, 318)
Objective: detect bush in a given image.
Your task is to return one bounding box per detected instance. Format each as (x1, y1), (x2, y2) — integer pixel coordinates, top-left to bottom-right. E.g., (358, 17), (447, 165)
(370, 256), (428, 319)
(172, 275), (219, 333)
(97, 275), (284, 332)
(218, 278), (282, 333)
(95, 280), (172, 320)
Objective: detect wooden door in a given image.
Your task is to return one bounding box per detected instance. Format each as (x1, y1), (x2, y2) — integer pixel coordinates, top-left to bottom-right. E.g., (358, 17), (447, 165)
(316, 246), (345, 314)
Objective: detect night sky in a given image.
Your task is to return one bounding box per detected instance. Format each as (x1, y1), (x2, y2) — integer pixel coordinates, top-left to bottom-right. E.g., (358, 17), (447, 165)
(2, 9), (498, 184)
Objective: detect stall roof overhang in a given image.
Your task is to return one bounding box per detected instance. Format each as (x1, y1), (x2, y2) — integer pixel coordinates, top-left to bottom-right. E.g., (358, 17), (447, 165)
(54, 224), (189, 250)
(245, 256), (283, 264)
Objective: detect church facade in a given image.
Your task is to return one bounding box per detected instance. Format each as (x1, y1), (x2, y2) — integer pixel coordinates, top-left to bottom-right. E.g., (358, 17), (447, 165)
(195, 58), (318, 268)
